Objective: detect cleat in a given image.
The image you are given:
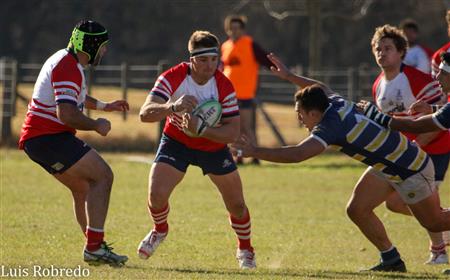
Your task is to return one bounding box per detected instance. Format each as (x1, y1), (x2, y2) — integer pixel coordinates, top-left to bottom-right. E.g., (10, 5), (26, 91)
(83, 242), (128, 267)
(137, 229), (167, 259)
(425, 251), (448, 265)
(360, 259), (406, 272)
(236, 249), (256, 269)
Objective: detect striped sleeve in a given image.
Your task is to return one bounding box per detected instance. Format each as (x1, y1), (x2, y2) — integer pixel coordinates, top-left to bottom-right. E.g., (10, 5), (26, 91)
(216, 71), (239, 118)
(149, 63), (187, 101)
(432, 104), (450, 130)
(150, 75), (172, 101)
(405, 66), (445, 107)
(51, 57), (82, 105)
(415, 80), (443, 105)
(221, 92), (239, 117)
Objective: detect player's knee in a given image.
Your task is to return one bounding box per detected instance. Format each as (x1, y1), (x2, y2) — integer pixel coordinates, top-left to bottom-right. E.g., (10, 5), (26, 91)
(346, 202), (368, 221)
(149, 186), (168, 206)
(102, 164), (114, 187)
(94, 164), (113, 192)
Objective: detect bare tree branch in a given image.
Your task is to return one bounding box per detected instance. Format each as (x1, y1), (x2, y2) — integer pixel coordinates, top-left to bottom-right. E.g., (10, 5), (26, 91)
(263, 0), (374, 21)
(263, 0), (308, 21)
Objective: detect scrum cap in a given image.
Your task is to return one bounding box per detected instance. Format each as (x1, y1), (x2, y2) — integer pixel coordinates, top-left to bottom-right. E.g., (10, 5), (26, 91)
(68, 20), (108, 64)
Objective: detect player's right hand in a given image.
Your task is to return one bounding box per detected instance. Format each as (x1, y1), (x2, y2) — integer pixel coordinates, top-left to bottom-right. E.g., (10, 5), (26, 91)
(172, 95), (198, 113)
(95, 118), (111, 136)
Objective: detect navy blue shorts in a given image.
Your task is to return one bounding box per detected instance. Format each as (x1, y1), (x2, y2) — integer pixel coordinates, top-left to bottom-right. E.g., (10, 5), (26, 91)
(154, 134), (237, 175)
(430, 152), (450, 182)
(23, 132), (91, 174)
(238, 99), (255, 109)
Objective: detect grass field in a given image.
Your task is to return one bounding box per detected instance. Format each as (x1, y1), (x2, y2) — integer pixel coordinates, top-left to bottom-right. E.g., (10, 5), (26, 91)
(1, 149), (450, 279)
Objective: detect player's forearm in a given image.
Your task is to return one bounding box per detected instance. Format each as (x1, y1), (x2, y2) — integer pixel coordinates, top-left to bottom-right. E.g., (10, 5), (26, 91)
(57, 106), (98, 131)
(140, 103), (173, 122)
(390, 117), (440, 134)
(250, 146), (306, 163)
(201, 121), (239, 143)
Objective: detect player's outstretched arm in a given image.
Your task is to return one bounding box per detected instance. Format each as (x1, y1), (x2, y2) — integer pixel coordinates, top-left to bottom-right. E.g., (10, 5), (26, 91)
(389, 116), (442, 133)
(231, 135), (325, 163)
(267, 53), (331, 93)
(358, 100), (442, 133)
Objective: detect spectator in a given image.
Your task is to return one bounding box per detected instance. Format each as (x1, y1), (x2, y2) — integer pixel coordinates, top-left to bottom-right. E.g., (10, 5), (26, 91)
(221, 15), (273, 164)
(400, 18), (432, 74)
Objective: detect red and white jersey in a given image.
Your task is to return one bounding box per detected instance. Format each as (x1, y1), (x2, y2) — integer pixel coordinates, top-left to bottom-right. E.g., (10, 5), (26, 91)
(373, 64), (450, 154)
(150, 62), (239, 152)
(19, 49), (87, 149)
(431, 42), (450, 78)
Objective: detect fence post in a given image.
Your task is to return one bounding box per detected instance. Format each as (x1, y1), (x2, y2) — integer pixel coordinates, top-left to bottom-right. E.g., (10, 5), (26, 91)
(347, 67), (356, 102)
(155, 60), (169, 152)
(121, 62), (128, 120)
(11, 60), (17, 117)
(0, 58), (17, 143)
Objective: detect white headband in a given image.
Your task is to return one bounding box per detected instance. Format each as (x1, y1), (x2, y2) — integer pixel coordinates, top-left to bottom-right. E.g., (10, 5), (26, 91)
(190, 47), (219, 57)
(439, 61), (450, 73)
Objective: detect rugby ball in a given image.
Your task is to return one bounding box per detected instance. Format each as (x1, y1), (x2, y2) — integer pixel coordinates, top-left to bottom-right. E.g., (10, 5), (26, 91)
(184, 100), (222, 137)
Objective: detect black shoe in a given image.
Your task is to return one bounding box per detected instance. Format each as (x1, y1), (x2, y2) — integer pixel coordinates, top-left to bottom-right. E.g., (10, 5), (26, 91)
(361, 259), (406, 273)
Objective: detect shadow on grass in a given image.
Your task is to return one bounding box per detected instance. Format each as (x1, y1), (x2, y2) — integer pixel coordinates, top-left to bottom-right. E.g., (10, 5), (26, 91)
(151, 266), (444, 279)
(251, 162), (364, 170)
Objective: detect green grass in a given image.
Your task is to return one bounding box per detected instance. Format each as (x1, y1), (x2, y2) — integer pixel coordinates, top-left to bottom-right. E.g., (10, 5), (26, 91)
(1, 149), (450, 279)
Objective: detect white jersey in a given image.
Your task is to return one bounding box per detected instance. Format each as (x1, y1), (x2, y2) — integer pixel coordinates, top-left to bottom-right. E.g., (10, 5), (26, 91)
(403, 45), (431, 74)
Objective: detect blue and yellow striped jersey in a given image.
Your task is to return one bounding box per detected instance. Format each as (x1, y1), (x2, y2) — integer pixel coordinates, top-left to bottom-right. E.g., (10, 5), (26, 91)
(311, 95), (430, 182)
(433, 103), (450, 130)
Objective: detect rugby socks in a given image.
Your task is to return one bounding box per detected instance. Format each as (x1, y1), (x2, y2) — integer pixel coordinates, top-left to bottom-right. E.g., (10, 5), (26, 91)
(149, 203), (169, 233)
(380, 246), (401, 265)
(229, 207), (253, 251)
(85, 226), (104, 252)
(430, 243), (446, 255)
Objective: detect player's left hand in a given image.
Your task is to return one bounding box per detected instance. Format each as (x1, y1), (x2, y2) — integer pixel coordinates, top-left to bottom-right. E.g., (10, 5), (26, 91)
(230, 135), (255, 158)
(104, 100), (130, 112)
